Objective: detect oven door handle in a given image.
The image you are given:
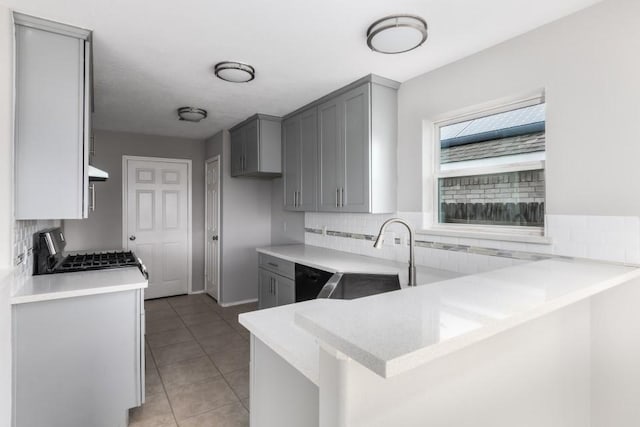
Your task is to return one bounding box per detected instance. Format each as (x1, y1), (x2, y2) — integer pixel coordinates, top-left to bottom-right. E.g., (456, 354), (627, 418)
(137, 257), (149, 280)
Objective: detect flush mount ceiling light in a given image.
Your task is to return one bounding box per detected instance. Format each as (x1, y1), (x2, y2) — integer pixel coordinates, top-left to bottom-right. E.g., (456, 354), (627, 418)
(177, 107), (207, 122)
(214, 61), (256, 83)
(367, 14), (428, 54)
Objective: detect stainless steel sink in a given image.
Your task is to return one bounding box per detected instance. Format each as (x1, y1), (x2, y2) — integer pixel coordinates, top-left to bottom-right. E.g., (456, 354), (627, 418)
(317, 273), (401, 300)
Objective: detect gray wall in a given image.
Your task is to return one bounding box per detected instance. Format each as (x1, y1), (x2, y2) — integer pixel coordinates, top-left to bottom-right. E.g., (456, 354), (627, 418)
(397, 0), (640, 216)
(63, 129), (207, 292)
(205, 130), (273, 305)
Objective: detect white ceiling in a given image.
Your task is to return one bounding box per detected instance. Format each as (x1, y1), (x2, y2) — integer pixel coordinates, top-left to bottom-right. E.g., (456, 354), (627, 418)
(5, 0), (603, 140)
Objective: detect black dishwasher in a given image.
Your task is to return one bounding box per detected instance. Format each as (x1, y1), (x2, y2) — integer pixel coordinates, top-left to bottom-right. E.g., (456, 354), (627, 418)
(295, 264), (334, 302)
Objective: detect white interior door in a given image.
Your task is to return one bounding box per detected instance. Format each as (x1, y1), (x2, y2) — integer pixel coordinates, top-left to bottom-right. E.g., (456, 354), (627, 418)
(125, 157), (191, 299)
(205, 157), (220, 300)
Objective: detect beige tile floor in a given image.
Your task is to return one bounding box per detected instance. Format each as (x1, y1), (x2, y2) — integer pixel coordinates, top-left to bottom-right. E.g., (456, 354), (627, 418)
(129, 294), (256, 427)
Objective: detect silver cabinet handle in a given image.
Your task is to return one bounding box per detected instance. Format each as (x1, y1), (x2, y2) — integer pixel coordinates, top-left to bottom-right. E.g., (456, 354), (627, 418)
(336, 188), (339, 208)
(267, 262), (278, 268)
(340, 187), (344, 208)
(89, 183), (96, 211)
(295, 191), (299, 207)
(293, 191), (297, 207)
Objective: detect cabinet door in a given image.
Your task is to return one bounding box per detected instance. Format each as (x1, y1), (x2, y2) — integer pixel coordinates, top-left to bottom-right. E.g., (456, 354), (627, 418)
(15, 23), (88, 219)
(341, 84), (371, 212)
(230, 128), (244, 177)
(258, 269), (277, 309)
(283, 115), (301, 211)
(317, 98), (342, 212)
(14, 290), (142, 426)
(299, 108), (318, 211)
(275, 276), (295, 306)
(243, 119), (260, 174)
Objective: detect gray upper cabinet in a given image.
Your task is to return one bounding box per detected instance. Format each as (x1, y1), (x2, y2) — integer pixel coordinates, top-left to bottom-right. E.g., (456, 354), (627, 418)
(283, 107), (317, 211)
(230, 114), (282, 177)
(230, 127), (244, 177)
(341, 85), (371, 212)
(283, 116), (300, 210)
(318, 84), (371, 213)
(318, 98), (342, 212)
(288, 74), (398, 213)
(14, 13), (92, 220)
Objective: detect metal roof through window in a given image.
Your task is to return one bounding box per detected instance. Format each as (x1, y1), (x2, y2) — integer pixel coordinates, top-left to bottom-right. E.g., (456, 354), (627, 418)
(440, 103), (546, 148)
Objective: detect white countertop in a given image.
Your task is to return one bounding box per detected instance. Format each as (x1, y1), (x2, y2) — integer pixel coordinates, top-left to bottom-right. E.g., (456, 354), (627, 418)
(11, 267), (148, 305)
(239, 299), (341, 385)
(257, 244), (461, 285)
(294, 258), (640, 378)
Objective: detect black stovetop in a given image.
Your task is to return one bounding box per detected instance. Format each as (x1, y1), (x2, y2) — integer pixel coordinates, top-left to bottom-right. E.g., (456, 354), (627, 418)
(56, 251), (140, 273)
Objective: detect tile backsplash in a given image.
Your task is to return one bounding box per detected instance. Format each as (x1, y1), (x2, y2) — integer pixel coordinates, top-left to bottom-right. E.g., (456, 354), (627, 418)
(13, 219), (60, 280)
(304, 212), (640, 274)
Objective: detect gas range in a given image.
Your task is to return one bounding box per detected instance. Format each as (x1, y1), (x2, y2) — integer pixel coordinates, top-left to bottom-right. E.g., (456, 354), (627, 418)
(57, 251), (141, 272)
(33, 228), (148, 279)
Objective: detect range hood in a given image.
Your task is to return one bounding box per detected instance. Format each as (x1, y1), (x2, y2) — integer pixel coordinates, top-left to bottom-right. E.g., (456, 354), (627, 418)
(88, 165), (109, 182)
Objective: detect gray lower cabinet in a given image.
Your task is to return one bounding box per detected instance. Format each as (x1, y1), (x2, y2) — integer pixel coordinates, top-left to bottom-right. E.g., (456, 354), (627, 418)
(276, 275), (295, 306)
(259, 268), (295, 309)
(13, 290), (145, 427)
(14, 13), (93, 220)
(259, 268), (278, 309)
(258, 254), (295, 309)
(283, 107), (318, 211)
(230, 114), (282, 177)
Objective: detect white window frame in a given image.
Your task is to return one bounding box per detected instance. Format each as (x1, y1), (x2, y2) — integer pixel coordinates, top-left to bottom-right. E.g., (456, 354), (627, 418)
(431, 94), (546, 238)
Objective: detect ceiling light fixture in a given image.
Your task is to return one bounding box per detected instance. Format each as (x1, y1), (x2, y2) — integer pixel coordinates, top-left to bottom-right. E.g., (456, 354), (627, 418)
(177, 107), (207, 122)
(214, 61), (256, 83)
(366, 15), (428, 54)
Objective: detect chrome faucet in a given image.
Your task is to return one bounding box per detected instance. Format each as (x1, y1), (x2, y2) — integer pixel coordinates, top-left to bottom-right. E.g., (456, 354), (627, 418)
(373, 218), (417, 287)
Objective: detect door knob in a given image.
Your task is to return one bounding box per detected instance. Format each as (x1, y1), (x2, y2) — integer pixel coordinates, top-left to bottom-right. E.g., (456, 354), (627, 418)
(212, 235), (218, 241)
(129, 235), (136, 241)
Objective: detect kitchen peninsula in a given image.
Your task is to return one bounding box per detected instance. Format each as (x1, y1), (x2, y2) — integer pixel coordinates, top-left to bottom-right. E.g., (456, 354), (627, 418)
(240, 255), (640, 427)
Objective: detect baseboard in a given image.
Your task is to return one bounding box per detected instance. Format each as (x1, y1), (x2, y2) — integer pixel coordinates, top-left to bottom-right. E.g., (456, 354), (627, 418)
(220, 298), (258, 308)
(189, 290), (205, 295)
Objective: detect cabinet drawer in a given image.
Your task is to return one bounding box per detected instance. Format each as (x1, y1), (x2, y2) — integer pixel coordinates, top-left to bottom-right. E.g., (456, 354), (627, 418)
(259, 253), (294, 279)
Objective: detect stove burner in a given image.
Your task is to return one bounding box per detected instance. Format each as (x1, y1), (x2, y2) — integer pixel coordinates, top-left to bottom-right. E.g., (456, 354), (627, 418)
(56, 251), (140, 273)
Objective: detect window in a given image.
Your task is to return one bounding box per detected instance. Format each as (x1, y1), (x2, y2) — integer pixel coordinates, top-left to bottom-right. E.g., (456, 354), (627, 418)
(434, 96), (546, 234)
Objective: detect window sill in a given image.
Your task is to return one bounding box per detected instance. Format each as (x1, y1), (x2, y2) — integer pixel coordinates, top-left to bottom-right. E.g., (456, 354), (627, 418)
(417, 227), (553, 245)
